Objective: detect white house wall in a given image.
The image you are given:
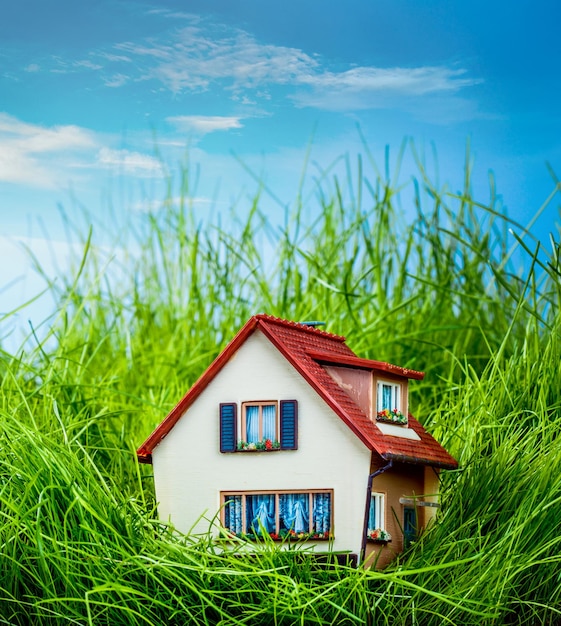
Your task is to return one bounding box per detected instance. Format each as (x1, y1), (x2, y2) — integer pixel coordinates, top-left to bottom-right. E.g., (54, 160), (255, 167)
(152, 330), (372, 554)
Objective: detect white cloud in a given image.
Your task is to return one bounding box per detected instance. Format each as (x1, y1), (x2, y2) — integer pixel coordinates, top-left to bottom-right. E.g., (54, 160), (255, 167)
(167, 115), (243, 134)
(0, 114), (168, 188)
(113, 26), (320, 95)
(145, 8), (201, 21)
(95, 20), (480, 116)
(299, 66), (477, 95)
(130, 194), (220, 213)
(0, 113), (96, 187)
(292, 66), (482, 112)
(73, 59), (103, 71)
(97, 147), (164, 176)
(17, 17), (482, 122)
(98, 52), (133, 63)
(103, 73), (129, 88)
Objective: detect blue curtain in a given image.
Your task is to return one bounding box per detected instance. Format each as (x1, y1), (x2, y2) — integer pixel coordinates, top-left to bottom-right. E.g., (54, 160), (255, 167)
(246, 405), (259, 443)
(279, 494), (309, 533)
(382, 384), (393, 409)
(368, 496), (377, 528)
(313, 493), (331, 534)
(247, 494), (275, 534)
(224, 495), (243, 534)
(262, 404), (276, 440)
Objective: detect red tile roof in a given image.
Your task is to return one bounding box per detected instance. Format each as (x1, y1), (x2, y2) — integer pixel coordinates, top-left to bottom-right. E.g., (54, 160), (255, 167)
(137, 314), (458, 469)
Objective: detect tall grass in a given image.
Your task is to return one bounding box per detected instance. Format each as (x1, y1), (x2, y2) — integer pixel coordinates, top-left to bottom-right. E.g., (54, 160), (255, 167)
(1, 145), (561, 624)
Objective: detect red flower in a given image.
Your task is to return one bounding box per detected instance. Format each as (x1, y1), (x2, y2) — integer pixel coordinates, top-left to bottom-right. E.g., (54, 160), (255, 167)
(265, 439), (273, 450)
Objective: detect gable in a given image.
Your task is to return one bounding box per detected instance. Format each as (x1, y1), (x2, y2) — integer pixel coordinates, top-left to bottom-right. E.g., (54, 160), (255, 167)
(150, 328), (370, 474)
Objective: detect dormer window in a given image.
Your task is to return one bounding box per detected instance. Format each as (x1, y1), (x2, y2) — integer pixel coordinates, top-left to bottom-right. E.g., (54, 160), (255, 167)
(376, 381), (407, 425)
(377, 381), (400, 413)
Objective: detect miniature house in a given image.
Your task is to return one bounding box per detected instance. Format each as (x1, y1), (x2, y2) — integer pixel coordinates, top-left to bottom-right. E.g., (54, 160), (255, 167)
(137, 314), (458, 567)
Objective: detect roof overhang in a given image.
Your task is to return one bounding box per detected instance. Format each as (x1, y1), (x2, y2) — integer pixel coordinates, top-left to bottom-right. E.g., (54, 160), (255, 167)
(381, 451), (458, 470)
(306, 349), (425, 380)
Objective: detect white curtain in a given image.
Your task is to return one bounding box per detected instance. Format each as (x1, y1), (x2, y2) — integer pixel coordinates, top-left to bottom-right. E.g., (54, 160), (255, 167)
(247, 494), (275, 534)
(280, 493), (309, 533)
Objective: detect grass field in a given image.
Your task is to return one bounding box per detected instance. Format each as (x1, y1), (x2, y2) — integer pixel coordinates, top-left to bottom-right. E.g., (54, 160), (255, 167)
(1, 151), (561, 624)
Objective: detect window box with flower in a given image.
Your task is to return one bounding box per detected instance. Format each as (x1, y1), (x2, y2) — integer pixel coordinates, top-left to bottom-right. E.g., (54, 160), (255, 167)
(367, 528), (392, 543)
(229, 529), (333, 542)
(376, 408), (407, 425)
(237, 438), (281, 451)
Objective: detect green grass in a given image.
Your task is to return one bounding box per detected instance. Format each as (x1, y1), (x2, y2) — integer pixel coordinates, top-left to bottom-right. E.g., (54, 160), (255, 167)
(1, 145), (561, 624)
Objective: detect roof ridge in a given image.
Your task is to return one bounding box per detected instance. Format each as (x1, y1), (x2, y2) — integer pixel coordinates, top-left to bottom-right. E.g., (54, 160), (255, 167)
(254, 313), (346, 342)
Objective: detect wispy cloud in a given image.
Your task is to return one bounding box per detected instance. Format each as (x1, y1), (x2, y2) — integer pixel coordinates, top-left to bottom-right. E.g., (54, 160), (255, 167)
(0, 113), (96, 187)
(145, 8), (201, 21)
(14, 17), (482, 119)
(131, 194), (221, 213)
(292, 66), (482, 112)
(92, 20), (480, 117)
(299, 66), (476, 95)
(113, 26), (319, 94)
(97, 147), (164, 176)
(103, 73), (129, 88)
(167, 115), (243, 134)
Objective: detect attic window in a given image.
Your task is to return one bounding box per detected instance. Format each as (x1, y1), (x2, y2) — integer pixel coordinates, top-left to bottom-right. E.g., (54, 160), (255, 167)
(377, 381), (400, 412)
(376, 381), (407, 425)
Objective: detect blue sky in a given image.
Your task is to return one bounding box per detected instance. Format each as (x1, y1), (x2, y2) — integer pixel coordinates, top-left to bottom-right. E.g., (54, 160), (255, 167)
(1, 0), (561, 340)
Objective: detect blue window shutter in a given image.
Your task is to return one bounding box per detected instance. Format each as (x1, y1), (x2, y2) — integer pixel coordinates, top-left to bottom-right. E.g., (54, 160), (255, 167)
(280, 400), (298, 450)
(220, 403), (237, 452)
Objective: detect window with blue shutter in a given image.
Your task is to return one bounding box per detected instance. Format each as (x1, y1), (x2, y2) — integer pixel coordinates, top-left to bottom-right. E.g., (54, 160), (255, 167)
(279, 400), (298, 450)
(219, 403), (237, 452)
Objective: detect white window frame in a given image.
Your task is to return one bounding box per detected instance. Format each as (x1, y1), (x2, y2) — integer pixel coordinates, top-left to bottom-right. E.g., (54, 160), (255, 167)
(377, 380), (401, 413)
(369, 492), (386, 530)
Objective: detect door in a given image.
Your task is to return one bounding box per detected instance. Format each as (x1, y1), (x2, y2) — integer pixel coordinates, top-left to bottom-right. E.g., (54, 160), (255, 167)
(403, 506), (416, 549)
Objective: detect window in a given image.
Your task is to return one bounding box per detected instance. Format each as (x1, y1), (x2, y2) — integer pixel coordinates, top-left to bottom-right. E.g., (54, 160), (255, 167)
(242, 401), (278, 444)
(219, 400), (298, 452)
(367, 492), (391, 541)
(403, 507), (417, 549)
(222, 490), (332, 539)
(377, 381), (400, 413)
(376, 381), (407, 425)
(368, 492), (385, 529)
